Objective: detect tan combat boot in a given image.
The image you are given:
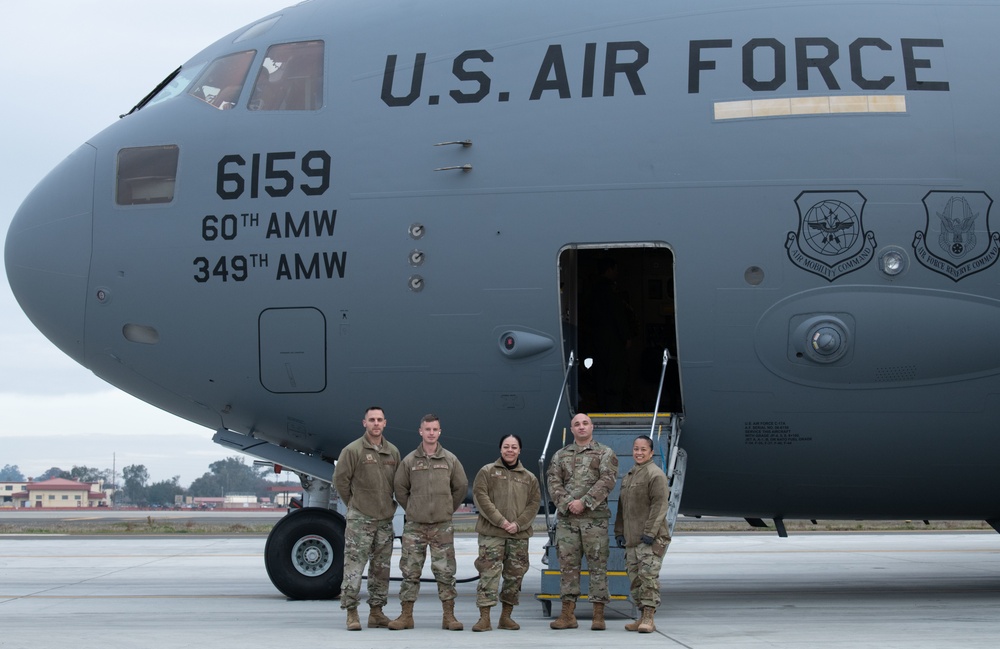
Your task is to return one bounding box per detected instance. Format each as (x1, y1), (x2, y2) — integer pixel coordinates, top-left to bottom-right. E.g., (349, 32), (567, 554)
(388, 601), (414, 630)
(472, 606), (492, 632)
(591, 602), (606, 630)
(368, 605), (390, 628)
(441, 598), (464, 630)
(549, 599), (578, 629)
(637, 606), (656, 633)
(346, 607), (361, 631)
(498, 602), (519, 630)
(625, 607), (643, 632)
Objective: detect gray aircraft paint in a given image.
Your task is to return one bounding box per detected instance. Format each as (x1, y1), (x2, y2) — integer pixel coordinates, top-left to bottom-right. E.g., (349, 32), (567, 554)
(7, 0), (1000, 533)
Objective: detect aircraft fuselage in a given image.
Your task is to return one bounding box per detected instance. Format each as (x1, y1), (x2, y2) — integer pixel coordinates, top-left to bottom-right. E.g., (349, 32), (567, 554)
(7, 0), (1000, 524)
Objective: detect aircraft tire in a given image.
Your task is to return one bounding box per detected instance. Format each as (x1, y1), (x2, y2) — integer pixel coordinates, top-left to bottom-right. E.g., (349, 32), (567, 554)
(264, 507), (345, 600)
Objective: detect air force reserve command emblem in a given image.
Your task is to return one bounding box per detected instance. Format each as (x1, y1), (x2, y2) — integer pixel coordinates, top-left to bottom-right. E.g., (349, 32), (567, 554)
(786, 191), (876, 281)
(913, 192), (999, 281)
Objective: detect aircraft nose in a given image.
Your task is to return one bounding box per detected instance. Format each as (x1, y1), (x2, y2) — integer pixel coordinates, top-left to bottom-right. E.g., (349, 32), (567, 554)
(5, 144), (96, 364)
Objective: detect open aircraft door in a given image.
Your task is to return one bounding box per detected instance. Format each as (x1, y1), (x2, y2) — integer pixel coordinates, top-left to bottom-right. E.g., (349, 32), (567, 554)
(558, 244), (682, 416)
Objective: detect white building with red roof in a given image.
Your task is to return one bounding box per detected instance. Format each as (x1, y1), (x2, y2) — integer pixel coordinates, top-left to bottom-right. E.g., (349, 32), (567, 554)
(3, 477), (110, 508)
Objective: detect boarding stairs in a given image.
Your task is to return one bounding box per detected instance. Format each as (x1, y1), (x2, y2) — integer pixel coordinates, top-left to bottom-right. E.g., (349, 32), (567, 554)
(535, 350), (686, 616)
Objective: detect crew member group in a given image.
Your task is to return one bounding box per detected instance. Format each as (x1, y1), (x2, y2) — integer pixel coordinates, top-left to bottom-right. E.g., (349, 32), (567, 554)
(332, 409), (669, 633)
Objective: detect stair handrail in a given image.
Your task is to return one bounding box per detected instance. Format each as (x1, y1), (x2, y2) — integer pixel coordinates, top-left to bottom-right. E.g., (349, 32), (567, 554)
(539, 350), (576, 541)
(667, 415), (681, 480)
(648, 348), (685, 480)
(648, 348), (670, 438)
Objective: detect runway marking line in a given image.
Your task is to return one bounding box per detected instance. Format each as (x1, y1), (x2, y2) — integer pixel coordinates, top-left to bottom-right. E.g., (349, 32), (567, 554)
(667, 549), (1000, 554)
(0, 594), (280, 599)
(0, 554), (262, 558)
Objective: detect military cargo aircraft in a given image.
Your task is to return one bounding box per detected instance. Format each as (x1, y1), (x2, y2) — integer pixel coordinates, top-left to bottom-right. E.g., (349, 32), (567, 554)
(7, 0), (1000, 599)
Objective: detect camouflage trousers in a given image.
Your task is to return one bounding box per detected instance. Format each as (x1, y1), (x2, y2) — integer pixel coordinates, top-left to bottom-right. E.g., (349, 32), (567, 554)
(474, 535), (530, 607)
(624, 542), (667, 608)
(340, 509), (394, 610)
(555, 516), (610, 603)
(398, 520), (457, 602)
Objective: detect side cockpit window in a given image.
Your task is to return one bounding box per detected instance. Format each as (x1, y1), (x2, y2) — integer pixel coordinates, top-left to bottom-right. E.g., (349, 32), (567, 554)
(187, 50), (257, 110)
(116, 146), (179, 205)
(128, 64), (204, 114)
(248, 41), (324, 111)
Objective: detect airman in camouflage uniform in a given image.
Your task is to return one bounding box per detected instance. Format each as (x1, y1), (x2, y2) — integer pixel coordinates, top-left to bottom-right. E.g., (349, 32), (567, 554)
(471, 434), (541, 631)
(546, 413), (619, 630)
(388, 414), (468, 631)
(614, 435), (670, 633)
(333, 406), (400, 631)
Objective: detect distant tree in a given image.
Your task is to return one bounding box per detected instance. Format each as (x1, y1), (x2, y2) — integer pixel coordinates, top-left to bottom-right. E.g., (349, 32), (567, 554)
(147, 476), (185, 506)
(69, 465), (111, 484)
(188, 456), (267, 498)
(187, 472), (224, 498)
(38, 467), (71, 480)
(0, 464), (25, 481)
(122, 464), (149, 505)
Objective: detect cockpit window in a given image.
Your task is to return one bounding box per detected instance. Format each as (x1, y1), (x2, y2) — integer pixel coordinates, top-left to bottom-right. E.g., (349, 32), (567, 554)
(124, 63), (206, 116)
(187, 50), (257, 110)
(145, 64), (206, 108)
(248, 41), (324, 111)
(116, 146), (179, 205)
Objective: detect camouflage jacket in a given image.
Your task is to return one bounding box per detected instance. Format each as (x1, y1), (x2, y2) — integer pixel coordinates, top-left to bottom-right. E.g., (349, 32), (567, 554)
(547, 439), (619, 519)
(333, 434), (400, 520)
(613, 458), (670, 546)
(473, 459), (541, 539)
(395, 443), (468, 524)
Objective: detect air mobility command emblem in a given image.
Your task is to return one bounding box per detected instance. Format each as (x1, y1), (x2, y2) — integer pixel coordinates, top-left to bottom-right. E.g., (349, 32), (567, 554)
(786, 191), (876, 281)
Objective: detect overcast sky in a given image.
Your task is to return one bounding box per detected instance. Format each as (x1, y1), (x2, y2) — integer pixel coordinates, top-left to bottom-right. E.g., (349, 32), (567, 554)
(1, 1), (290, 485)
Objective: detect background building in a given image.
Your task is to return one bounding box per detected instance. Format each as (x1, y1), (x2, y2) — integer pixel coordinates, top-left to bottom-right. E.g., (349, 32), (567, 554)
(3, 477), (109, 508)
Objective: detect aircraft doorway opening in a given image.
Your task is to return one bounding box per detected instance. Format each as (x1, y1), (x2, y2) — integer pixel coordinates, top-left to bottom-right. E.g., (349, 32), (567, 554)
(559, 246), (682, 416)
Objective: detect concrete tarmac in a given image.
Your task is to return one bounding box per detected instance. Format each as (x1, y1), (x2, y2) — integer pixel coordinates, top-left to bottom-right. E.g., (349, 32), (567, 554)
(1, 532), (999, 648)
